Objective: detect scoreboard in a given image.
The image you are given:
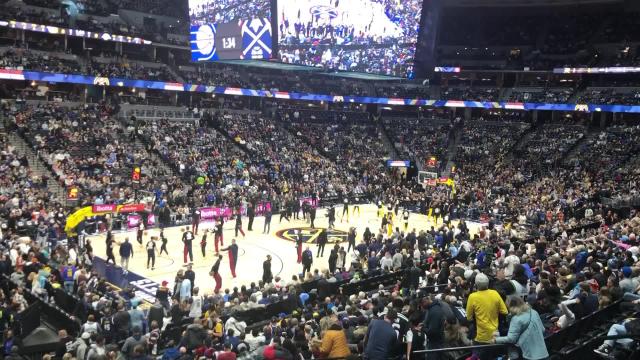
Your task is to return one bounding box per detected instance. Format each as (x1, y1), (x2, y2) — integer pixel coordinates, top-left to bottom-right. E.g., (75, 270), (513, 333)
(190, 19), (272, 61)
(188, 0), (272, 62)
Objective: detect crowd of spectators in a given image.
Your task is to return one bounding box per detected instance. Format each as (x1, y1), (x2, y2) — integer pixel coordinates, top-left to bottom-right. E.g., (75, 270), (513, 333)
(279, 45), (417, 77)
(440, 87), (500, 102)
(282, 109), (388, 182)
(514, 124), (585, 170)
(578, 88), (640, 106)
(506, 88), (574, 104)
(218, 111), (370, 200)
(567, 125), (640, 202)
(375, 84), (429, 99)
(8, 103), (176, 206)
(0, 48), (83, 74)
(0, 132), (65, 240)
(383, 118), (451, 168)
(88, 61), (177, 83)
(137, 117), (248, 207)
(2, 97), (640, 360)
(456, 121), (530, 176)
(4, 35), (640, 106)
(189, 0), (270, 26)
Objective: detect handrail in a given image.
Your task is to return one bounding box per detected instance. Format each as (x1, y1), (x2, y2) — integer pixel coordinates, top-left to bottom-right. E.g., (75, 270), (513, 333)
(413, 343), (508, 353)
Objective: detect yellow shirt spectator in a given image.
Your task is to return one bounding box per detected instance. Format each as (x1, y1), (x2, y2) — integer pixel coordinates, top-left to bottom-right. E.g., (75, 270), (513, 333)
(466, 288), (508, 342)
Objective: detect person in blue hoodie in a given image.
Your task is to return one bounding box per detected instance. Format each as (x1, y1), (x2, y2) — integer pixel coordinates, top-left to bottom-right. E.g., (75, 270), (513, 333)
(574, 245), (589, 273)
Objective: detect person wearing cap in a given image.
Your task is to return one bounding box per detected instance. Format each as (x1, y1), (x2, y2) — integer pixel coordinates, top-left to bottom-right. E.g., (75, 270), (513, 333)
(364, 308), (399, 359)
(620, 266), (639, 294)
(465, 273), (507, 359)
(70, 332), (90, 360)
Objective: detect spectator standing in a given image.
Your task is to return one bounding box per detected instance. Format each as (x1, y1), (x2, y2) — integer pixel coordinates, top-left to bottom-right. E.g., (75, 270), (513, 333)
(121, 326), (146, 360)
(406, 318), (426, 360)
(493, 296), (549, 360)
(316, 315), (351, 358)
(423, 295), (446, 359)
(364, 309), (399, 359)
(466, 273), (508, 360)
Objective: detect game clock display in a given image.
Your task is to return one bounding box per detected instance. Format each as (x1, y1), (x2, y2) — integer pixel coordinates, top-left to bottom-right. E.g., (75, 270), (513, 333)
(215, 22), (243, 59)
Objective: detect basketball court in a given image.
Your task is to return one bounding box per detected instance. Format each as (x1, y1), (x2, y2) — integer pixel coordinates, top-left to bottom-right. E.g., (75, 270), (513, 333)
(87, 204), (480, 304)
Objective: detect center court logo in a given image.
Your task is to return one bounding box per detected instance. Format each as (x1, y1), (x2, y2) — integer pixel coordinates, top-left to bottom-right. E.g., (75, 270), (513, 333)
(275, 227), (347, 244)
(309, 5), (339, 21)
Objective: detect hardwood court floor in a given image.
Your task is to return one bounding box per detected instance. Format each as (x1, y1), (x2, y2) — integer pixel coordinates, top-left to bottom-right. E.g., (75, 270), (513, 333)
(88, 204), (479, 300)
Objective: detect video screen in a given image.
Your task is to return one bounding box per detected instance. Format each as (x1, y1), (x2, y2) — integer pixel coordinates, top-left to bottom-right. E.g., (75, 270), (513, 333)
(188, 0), (272, 61)
(189, 0), (270, 26)
(277, 0), (424, 77)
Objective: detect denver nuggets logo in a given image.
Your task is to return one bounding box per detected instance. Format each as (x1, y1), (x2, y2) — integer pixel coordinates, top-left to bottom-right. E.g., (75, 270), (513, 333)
(93, 77), (110, 86)
(574, 104), (589, 112)
(275, 227), (348, 244)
